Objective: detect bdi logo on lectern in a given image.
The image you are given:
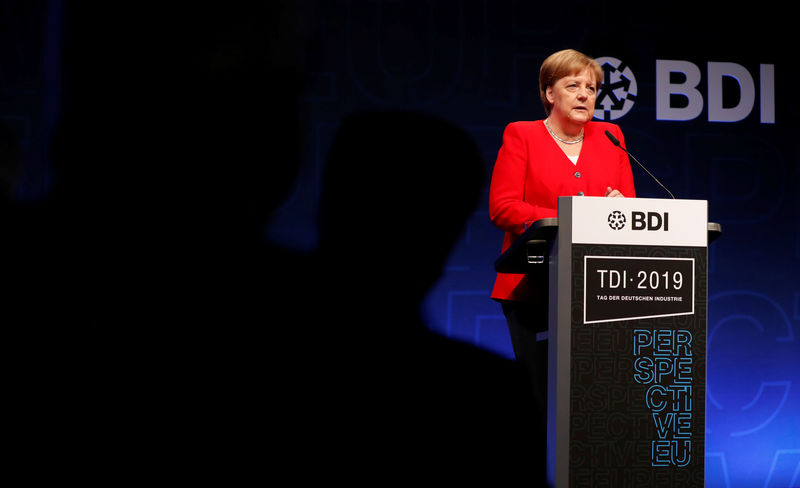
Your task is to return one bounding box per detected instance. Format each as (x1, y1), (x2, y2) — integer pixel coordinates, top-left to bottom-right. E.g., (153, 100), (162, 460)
(594, 57), (775, 123)
(632, 211), (669, 231)
(609, 211), (670, 231)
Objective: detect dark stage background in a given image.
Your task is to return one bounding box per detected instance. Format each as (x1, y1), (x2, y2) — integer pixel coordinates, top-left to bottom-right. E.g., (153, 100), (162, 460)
(3, 1), (798, 485)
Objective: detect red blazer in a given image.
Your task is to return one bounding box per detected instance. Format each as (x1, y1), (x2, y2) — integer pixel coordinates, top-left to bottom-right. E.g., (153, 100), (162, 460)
(489, 120), (636, 301)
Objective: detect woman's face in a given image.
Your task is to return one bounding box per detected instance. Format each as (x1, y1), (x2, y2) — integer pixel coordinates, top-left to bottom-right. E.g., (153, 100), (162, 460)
(546, 66), (597, 125)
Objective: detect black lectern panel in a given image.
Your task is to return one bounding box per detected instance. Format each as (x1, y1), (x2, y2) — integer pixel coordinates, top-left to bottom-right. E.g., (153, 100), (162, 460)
(566, 243), (706, 486)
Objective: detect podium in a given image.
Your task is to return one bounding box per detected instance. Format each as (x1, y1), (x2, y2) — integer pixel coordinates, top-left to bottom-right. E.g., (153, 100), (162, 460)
(495, 196), (721, 487)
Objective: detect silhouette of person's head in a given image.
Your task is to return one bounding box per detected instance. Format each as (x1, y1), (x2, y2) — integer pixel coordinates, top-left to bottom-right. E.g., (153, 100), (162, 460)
(317, 110), (484, 309)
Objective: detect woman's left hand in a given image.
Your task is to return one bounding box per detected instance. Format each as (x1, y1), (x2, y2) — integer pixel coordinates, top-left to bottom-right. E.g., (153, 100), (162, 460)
(605, 186), (625, 198)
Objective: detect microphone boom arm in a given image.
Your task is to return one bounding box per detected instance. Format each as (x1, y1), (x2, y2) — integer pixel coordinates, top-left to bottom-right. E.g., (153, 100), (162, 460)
(605, 130), (675, 199)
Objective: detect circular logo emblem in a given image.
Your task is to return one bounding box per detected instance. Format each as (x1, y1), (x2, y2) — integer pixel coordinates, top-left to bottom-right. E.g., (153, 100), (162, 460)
(608, 211), (626, 230)
(594, 57), (637, 121)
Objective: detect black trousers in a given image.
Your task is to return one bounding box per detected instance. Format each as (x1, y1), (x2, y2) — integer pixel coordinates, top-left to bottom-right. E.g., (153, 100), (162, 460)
(501, 300), (549, 434)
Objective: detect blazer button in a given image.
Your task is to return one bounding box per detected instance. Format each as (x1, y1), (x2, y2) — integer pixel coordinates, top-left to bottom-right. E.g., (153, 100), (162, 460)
(577, 191), (585, 196)
(574, 171), (581, 178)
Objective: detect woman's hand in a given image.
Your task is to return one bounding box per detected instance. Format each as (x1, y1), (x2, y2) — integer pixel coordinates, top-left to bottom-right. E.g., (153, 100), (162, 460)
(605, 186), (625, 198)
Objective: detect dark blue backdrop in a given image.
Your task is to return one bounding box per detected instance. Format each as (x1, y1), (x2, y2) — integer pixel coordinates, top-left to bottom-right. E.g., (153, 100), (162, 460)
(5, 1), (798, 486)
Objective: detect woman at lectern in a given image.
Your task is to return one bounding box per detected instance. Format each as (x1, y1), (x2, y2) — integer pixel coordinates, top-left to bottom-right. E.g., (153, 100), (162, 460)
(488, 48), (636, 453)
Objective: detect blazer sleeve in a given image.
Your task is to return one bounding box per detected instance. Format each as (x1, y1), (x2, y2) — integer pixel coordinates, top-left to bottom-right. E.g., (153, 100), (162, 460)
(611, 125), (637, 198)
(489, 123), (557, 235)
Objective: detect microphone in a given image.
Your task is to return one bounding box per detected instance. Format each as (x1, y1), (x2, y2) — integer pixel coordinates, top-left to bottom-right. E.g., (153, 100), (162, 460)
(605, 130), (675, 199)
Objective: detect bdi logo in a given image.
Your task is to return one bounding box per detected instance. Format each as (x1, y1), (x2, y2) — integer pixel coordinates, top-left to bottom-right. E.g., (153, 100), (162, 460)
(593, 57), (775, 124)
(595, 57), (638, 121)
(608, 211), (669, 231)
(632, 211), (669, 231)
(608, 210), (626, 230)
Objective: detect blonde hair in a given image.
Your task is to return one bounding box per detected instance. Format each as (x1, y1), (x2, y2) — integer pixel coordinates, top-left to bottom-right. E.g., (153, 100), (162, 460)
(539, 49), (603, 116)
